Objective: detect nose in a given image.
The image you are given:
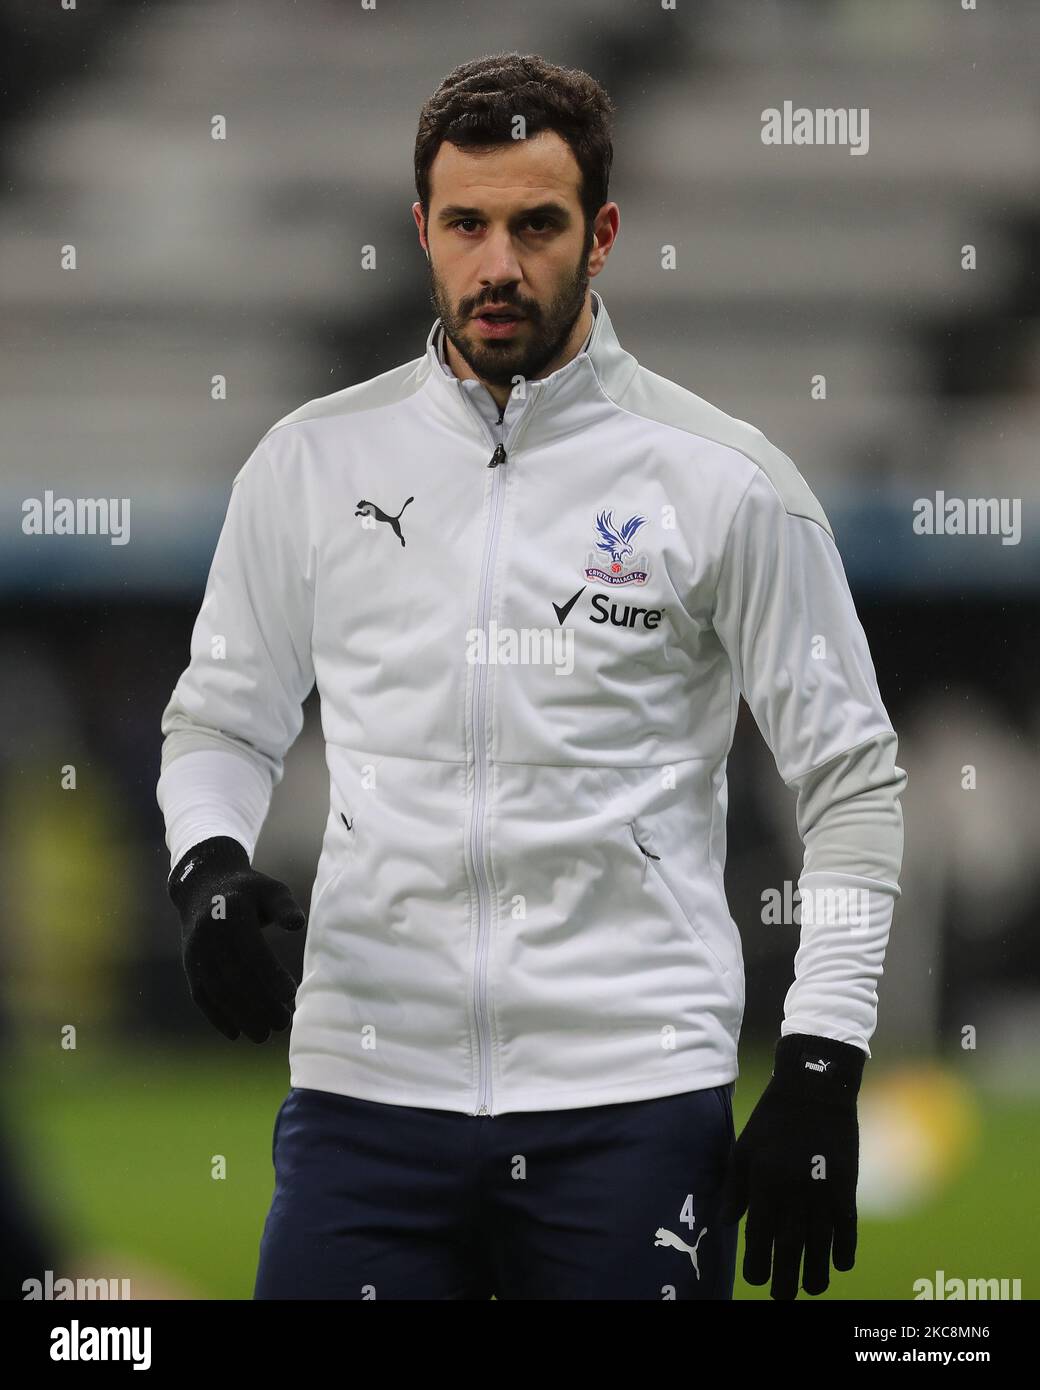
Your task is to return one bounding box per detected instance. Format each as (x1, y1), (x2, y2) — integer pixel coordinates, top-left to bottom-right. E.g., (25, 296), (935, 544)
(475, 227), (524, 293)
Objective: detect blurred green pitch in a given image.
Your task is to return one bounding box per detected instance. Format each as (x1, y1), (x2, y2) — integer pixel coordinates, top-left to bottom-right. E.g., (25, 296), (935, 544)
(10, 1046), (1037, 1301)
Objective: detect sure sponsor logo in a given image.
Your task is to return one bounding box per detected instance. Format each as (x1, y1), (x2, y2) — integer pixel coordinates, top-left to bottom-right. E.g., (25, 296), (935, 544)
(552, 589), (665, 632)
(589, 594), (664, 629)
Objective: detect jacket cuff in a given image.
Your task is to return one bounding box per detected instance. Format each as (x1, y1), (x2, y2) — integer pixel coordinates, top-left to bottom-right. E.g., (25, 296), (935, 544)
(158, 747), (272, 872)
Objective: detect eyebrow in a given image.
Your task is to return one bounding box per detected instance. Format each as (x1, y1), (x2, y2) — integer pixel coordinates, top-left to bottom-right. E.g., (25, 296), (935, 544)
(435, 201), (573, 225)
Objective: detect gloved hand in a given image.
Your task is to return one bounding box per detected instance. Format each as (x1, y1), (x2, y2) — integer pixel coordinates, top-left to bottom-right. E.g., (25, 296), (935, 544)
(718, 1032), (864, 1300)
(168, 836), (305, 1043)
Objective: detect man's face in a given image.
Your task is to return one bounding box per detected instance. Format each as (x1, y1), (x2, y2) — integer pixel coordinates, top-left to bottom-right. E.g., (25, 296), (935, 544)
(415, 130), (604, 388)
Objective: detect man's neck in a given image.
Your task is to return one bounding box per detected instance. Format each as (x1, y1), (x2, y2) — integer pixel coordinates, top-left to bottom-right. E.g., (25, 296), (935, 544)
(443, 296), (595, 412)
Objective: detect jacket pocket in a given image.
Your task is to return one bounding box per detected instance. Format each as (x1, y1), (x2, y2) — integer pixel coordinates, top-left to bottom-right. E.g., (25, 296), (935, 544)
(628, 820), (732, 978)
(309, 803), (358, 921)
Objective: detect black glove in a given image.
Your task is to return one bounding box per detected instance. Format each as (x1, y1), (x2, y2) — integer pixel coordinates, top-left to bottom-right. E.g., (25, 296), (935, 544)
(168, 836), (305, 1043)
(718, 1032), (864, 1300)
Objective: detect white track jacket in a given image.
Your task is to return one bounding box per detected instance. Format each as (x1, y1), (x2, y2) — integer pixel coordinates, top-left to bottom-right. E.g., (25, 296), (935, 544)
(157, 290), (906, 1116)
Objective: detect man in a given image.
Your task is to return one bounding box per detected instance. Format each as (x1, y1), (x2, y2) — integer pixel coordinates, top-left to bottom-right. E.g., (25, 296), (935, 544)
(157, 53), (906, 1301)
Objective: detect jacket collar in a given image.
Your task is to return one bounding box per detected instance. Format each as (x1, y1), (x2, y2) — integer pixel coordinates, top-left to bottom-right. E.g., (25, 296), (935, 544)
(419, 290), (639, 452)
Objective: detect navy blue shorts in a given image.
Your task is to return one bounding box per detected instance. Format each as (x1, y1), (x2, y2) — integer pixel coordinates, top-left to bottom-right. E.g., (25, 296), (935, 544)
(254, 1082), (738, 1300)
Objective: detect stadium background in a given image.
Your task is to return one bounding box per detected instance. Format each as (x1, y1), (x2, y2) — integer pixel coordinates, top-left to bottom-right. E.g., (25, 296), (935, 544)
(1, 0), (1037, 1299)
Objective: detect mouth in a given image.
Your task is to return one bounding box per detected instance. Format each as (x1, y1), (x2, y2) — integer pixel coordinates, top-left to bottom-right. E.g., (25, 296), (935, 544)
(473, 307), (525, 338)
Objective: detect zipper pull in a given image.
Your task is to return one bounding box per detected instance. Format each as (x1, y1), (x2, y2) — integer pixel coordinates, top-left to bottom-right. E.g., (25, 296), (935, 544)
(487, 443), (507, 468)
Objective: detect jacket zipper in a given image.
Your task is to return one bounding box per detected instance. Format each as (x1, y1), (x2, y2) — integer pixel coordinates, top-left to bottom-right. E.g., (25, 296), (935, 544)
(460, 382), (541, 1117)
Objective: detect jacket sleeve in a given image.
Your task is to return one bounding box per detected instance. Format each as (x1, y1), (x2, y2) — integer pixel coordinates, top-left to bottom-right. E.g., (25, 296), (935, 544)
(711, 466), (907, 1056)
(156, 433), (316, 872)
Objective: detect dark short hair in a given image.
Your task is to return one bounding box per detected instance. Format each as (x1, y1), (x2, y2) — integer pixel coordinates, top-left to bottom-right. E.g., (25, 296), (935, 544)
(415, 53), (615, 239)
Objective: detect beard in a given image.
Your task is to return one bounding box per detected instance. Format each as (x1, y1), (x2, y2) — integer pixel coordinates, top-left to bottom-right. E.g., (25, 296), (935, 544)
(426, 241), (592, 389)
